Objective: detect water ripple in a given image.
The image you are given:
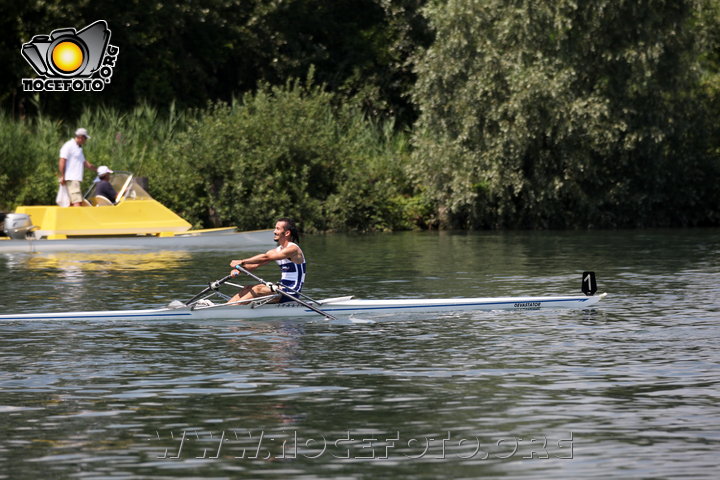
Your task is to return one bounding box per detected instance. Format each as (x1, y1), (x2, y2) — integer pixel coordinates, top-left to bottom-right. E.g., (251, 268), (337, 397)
(1, 231), (719, 478)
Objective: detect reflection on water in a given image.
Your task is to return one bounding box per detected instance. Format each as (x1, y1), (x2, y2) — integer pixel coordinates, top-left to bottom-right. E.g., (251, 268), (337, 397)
(0, 230), (719, 479)
(7, 250), (191, 272)
(0, 250), (196, 311)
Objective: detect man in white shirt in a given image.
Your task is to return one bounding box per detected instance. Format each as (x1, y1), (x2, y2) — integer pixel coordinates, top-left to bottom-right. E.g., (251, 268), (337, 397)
(59, 128), (97, 206)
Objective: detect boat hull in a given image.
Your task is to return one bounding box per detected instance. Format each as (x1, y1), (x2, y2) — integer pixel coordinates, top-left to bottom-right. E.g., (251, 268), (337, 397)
(16, 199), (192, 238)
(0, 294), (605, 321)
(0, 228), (273, 253)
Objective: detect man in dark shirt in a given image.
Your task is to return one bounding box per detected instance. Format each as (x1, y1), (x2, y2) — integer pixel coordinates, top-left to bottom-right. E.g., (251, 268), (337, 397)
(95, 165), (117, 203)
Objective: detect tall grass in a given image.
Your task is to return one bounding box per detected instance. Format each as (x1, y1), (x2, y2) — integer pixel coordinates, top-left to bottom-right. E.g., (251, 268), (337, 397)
(0, 103), (190, 210)
(0, 112), (65, 208)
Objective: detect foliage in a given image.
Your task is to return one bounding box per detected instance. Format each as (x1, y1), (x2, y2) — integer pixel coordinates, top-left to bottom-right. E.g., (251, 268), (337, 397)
(412, 0), (720, 228)
(153, 75), (413, 231)
(0, 111), (61, 209)
(0, 78), (413, 232)
(0, 102), (189, 211)
(3, 0), (720, 230)
(2, 0), (429, 124)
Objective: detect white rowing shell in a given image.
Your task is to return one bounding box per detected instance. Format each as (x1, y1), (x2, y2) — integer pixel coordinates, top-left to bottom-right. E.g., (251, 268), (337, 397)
(0, 294), (605, 321)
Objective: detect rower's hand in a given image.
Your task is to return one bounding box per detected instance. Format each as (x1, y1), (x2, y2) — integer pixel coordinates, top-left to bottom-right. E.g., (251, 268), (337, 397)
(230, 259), (246, 276)
(230, 260), (244, 274)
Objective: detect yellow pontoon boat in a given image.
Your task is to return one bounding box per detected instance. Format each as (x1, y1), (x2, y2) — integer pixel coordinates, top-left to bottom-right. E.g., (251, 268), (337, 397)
(1, 172), (271, 253)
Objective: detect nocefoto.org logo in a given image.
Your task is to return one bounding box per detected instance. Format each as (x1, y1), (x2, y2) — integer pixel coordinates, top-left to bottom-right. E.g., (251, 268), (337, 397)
(20, 20), (119, 92)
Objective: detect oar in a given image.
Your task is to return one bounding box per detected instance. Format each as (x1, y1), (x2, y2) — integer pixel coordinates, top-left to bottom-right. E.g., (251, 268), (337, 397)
(185, 274), (235, 306)
(276, 285), (325, 305)
(234, 264), (337, 321)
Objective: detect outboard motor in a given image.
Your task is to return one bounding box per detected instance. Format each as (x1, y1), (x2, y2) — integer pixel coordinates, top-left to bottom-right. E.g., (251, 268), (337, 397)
(2, 213), (35, 240)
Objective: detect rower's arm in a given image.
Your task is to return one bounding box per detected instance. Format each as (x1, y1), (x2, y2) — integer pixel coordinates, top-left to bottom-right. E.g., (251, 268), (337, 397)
(58, 157), (66, 184)
(230, 245), (300, 270)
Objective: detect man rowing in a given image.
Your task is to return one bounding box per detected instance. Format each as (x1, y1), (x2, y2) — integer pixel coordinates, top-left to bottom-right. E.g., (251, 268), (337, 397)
(227, 218), (306, 304)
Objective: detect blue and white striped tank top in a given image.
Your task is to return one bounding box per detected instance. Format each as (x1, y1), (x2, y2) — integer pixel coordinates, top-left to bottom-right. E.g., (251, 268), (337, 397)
(276, 242), (306, 293)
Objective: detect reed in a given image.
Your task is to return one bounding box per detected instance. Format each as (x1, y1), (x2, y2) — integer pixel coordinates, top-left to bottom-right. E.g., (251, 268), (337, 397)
(0, 104), (192, 211)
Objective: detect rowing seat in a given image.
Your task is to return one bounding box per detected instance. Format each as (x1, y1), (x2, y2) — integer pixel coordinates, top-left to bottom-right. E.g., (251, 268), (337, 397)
(92, 195), (114, 206)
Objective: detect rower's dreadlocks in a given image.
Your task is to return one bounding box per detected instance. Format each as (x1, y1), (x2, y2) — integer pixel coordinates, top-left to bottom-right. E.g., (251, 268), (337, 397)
(278, 217), (300, 243)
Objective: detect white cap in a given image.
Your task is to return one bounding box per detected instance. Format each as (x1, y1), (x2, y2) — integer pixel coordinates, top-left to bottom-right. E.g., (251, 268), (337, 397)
(97, 165), (113, 176)
(75, 128), (91, 139)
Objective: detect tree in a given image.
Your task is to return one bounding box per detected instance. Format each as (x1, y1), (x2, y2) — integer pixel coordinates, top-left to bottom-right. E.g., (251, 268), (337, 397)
(412, 0), (720, 228)
(3, 0), (429, 126)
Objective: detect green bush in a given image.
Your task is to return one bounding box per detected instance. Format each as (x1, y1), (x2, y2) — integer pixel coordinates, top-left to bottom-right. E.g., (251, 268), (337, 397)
(156, 75), (413, 232)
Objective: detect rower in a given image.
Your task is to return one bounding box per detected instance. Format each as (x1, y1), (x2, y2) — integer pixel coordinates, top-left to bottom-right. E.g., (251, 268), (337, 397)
(227, 218), (306, 305)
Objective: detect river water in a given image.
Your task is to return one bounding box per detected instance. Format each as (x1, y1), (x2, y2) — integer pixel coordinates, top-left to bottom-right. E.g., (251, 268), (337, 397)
(0, 230), (718, 479)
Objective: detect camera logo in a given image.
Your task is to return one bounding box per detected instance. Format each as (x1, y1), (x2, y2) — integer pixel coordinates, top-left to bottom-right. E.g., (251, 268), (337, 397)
(21, 20), (119, 92)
